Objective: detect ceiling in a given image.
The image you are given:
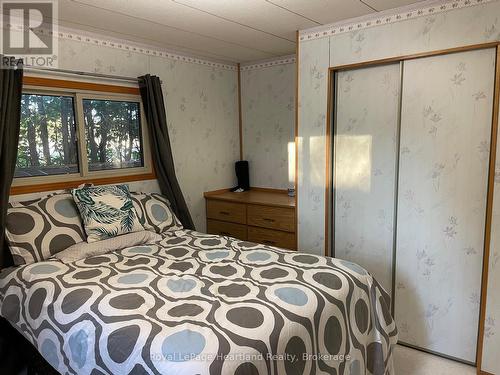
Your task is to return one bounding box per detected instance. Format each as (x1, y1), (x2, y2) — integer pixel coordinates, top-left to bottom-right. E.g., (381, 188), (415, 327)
(55, 0), (425, 63)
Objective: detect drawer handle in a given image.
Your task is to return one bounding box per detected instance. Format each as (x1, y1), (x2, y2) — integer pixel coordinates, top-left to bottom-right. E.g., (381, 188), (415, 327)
(262, 240), (276, 245)
(263, 218), (275, 222)
(219, 211), (230, 216)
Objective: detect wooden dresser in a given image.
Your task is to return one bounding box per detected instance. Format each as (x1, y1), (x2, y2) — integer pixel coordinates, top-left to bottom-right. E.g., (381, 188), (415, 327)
(204, 189), (296, 250)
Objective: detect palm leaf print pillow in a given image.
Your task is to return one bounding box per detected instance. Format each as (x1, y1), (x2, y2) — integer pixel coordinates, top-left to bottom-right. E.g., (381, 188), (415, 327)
(72, 184), (144, 242)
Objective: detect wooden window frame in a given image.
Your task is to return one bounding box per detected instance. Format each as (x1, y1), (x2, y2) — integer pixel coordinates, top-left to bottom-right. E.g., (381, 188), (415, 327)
(11, 76), (155, 195)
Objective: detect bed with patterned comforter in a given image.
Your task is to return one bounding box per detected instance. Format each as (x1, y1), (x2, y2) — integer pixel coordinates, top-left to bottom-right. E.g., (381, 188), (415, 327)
(0, 229), (397, 375)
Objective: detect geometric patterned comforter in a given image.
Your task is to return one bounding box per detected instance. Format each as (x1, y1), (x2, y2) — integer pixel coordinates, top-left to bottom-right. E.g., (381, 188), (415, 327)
(0, 230), (398, 375)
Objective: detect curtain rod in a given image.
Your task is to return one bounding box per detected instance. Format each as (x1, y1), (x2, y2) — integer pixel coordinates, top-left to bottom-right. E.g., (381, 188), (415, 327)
(24, 67), (161, 84)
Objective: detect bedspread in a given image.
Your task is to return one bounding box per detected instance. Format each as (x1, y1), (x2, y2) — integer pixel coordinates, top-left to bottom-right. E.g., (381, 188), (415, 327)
(0, 230), (397, 375)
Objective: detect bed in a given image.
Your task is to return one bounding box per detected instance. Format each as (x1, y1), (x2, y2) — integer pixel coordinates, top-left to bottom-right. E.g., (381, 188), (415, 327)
(0, 227), (397, 375)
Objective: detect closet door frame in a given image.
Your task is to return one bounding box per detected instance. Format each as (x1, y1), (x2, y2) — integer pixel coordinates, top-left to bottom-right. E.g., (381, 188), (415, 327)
(324, 41), (500, 374)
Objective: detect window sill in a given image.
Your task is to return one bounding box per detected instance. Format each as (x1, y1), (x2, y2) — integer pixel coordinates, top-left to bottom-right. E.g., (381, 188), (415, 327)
(10, 171), (156, 195)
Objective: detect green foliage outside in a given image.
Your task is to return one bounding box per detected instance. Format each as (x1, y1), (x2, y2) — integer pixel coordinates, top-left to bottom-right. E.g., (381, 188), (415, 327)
(16, 94), (143, 177)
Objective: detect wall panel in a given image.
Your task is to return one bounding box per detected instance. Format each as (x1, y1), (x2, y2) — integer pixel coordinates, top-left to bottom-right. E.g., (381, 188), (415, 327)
(329, 1), (500, 67)
(297, 37), (330, 255)
(298, 0), (500, 369)
(333, 63), (401, 293)
(241, 63), (295, 189)
(298, 0), (500, 256)
(148, 55), (239, 231)
(395, 48), (496, 362)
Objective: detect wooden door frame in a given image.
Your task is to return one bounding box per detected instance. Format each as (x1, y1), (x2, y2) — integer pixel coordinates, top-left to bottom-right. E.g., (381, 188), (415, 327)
(323, 41), (500, 373)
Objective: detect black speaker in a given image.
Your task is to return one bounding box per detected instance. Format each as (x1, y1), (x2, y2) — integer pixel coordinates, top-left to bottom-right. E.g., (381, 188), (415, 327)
(231, 160), (250, 192)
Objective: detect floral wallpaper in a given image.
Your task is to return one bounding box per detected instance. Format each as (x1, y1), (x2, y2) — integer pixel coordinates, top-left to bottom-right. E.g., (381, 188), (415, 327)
(241, 63), (295, 189)
(334, 63), (400, 294)
(298, 0), (500, 367)
(328, 1), (500, 67)
(394, 48), (495, 363)
(13, 38), (240, 233)
(148, 57), (239, 232)
(298, 0), (500, 260)
(297, 37), (330, 256)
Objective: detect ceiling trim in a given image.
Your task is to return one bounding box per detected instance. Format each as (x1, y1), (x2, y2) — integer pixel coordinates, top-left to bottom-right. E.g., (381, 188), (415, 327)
(299, 0), (496, 42)
(4, 21), (238, 71)
(240, 54), (296, 71)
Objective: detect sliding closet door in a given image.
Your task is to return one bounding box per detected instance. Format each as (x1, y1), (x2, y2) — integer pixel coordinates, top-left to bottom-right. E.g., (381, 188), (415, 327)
(395, 48), (496, 363)
(334, 63), (401, 294)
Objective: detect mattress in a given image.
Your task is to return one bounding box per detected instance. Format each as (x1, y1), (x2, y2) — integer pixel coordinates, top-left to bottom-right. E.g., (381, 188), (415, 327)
(0, 230), (397, 374)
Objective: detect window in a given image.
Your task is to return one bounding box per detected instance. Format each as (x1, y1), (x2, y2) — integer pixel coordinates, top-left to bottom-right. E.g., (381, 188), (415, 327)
(13, 78), (152, 189)
(82, 99), (143, 171)
(17, 94), (79, 177)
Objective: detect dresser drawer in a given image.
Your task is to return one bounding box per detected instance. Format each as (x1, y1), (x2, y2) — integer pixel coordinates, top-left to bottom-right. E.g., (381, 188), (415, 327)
(207, 219), (247, 240)
(206, 200), (246, 224)
(248, 226), (296, 250)
(247, 205), (295, 232)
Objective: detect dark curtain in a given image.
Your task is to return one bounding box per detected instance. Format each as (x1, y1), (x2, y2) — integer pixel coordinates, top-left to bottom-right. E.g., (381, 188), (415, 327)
(138, 74), (195, 230)
(0, 60), (25, 374)
(0, 60), (23, 269)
